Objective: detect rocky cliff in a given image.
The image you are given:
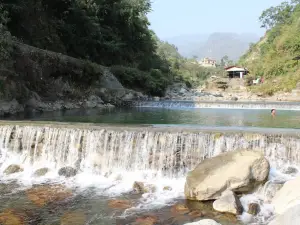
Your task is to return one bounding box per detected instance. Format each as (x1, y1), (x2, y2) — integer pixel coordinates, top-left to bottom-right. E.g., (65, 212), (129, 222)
(0, 42), (144, 115)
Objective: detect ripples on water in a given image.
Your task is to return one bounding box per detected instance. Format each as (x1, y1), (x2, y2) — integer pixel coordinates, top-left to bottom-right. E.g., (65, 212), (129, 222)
(5, 107), (300, 129)
(1, 106), (300, 224)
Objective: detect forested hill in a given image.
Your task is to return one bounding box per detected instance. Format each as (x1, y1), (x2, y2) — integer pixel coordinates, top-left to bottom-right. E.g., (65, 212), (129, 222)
(239, 0), (300, 95)
(0, 0), (217, 99)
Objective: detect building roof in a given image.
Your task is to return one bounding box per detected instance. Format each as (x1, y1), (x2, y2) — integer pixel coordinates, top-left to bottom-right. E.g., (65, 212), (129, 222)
(225, 66), (248, 72)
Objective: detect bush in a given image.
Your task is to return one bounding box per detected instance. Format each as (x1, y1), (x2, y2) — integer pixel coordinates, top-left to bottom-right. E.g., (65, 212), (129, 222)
(110, 65), (172, 96)
(0, 5), (13, 63)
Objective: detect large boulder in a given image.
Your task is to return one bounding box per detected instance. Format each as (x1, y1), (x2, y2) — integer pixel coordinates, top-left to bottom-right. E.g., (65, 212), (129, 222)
(268, 204), (300, 225)
(0, 99), (24, 116)
(184, 150), (270, 200)
(272, 176), (300, 214)
(212, 190), (243, 215)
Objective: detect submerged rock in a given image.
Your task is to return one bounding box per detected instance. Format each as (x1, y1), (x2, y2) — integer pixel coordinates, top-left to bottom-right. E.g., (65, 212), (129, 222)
(33, 168), (49, 177)
(60, 211), (86, 225)
(0, 209), (31, 225)
(58, 167), (77, 178)
(107, 199), (132, 209)
(4, 164), (24, 175)
(135, 215), (158, 225)
(247, 203), (260, 216)
(133, 182), (156, 194)
(184, 219), (221, 225)
(171, 204), (190, 215)
(163, 186), (172, 191)
(272, 176), (300, 214)
(213, 190), (243, 215)
(26, 185), (72, 207)
(184, 150), (270, 200)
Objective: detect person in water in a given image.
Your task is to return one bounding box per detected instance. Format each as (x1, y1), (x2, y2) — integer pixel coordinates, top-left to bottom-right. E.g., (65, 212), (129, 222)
(271, 109), (276, 117)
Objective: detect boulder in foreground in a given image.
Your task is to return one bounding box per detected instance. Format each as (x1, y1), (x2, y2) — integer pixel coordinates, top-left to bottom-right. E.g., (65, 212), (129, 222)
(184, 150), (270, 200)
(268, 204), (300, 225)
(272, 176), (300, 214)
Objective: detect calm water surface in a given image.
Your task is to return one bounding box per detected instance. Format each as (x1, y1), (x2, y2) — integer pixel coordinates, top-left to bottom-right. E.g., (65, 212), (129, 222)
(5, 107), (300, 129)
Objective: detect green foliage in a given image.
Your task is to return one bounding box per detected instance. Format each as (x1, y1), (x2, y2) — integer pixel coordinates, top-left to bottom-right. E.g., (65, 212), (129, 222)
(2, 0), (217, 96)
(240, 0), (300, 95)
(110, 65), (170, 96)
(219, 55), (234, 67)
(0, 4), (12, 63)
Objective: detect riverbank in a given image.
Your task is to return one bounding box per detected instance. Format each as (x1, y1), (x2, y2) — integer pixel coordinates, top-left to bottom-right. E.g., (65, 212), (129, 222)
(163, 81), (300, 102)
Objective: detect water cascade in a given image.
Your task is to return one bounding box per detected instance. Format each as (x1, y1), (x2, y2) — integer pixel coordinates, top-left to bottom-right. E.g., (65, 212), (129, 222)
(0, 123), (299, 224)
(133, 100), (300, 110)
(0, 124), (300, 178)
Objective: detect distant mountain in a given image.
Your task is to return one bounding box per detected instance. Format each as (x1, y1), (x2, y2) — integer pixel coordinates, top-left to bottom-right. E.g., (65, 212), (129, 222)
(164, 32), (259, 61)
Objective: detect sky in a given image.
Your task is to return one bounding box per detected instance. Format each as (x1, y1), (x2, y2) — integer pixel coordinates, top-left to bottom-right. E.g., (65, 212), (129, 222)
(147, 0), (285, 39)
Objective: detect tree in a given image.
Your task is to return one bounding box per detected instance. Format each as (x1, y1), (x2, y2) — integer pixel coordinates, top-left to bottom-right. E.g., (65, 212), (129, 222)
(0, 3), (12, 63)
(259, 0), (300, 29)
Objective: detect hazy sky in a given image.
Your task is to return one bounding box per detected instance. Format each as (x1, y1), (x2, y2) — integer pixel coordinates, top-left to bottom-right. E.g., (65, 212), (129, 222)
(148, 0), (284, 38)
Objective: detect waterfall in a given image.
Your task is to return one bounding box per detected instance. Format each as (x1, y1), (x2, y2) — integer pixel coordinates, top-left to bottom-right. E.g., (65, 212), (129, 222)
(1, 124), (300, 178)
(133, 100), (300, 110)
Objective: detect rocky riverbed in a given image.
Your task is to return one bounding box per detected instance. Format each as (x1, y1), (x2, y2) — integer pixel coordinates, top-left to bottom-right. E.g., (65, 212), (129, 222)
(163, 82), (300, 102)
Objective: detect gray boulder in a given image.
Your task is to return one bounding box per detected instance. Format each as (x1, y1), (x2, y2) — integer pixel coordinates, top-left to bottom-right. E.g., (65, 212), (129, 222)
(33, 168), (50, 177)
(4, 164), (24, 175)
(185, 150), (270, 200)
(58, 167), (77, 178)
(268, 204), (300, 225)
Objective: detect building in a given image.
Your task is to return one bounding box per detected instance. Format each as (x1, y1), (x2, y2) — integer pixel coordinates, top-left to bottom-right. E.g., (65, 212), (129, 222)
(199, 57), (216, 67)
(225, 66), (249, 79)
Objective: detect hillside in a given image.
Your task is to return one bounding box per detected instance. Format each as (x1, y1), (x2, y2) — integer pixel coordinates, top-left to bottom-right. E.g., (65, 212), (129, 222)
(0, 0), (222, 115)
(165, 32), (259, 61)
(239, 1), (300, 96)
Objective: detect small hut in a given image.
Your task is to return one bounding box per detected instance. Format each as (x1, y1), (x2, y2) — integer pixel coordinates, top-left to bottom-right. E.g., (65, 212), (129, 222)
(225, 66), (249, 79)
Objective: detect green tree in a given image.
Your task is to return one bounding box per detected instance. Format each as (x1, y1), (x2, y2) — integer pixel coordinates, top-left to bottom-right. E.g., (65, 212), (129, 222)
(0, 3), (12, 62)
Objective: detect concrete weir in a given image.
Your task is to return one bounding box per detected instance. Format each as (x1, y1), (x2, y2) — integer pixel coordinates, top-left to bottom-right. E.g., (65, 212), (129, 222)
(132, 100), (300, 110)
(0, 121), (299, 178)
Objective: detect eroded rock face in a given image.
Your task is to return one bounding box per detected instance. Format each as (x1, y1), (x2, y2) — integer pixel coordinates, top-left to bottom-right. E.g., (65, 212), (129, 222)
(0, 99), (24, 116)
(184, 150), (270, 200)
(58, 167), (77, 178)
(4, 164), (24, 175)
(272, 176), (300, 214)
(212, 190), (243, 215)
(84, 95), (104, 108)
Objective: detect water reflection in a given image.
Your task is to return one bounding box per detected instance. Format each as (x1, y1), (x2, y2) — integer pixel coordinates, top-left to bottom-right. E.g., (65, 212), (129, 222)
(4, 107), (300, 129)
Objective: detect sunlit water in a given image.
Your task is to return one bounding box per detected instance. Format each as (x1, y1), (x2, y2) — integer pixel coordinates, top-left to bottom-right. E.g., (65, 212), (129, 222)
(5, 107), (300, 129)
(1, 107), (300, 224)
